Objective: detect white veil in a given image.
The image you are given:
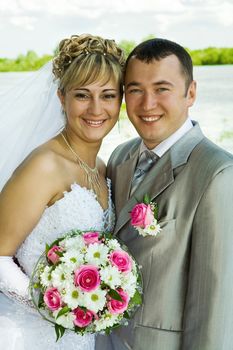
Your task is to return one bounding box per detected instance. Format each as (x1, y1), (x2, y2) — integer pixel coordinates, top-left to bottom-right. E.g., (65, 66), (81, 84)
(0, 61), (65, 191)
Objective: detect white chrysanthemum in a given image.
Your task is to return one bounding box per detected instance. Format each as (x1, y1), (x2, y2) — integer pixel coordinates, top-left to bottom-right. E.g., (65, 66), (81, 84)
(94, 311), (119, 331)
(146, 219), (161, 236)
(82, 288), (107, 313)
(51, 264), (73, 290)
(53, 310), (75, 330)
(85, 243), (109, 266)
(121, 272), (137, 297)
(60, 250), (84, 270)
(130, 260), (137, 274)
(100, 265), (121, 289)
(40, 266), (53, 287)
(106, 239), (121, 251)
(138, 219), (161, 237)
(62, 285), (84, 309)
(60, 235), (86, 251)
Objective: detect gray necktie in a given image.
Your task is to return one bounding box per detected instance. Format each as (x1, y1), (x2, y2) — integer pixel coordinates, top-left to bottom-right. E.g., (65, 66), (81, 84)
(130, 150), (158, 196)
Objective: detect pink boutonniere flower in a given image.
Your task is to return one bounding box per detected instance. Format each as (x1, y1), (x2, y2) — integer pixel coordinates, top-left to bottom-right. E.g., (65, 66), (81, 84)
(130, 194), (161, 237)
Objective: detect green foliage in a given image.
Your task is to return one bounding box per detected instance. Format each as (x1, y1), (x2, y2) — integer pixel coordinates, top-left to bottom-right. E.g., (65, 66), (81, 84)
(108, 289), (123, 301)
(1, 40), (233, 71)
(55, 324), (66, 341)
(118, 35), (155, 58)
(0, 50), (52, 72)
(143, 194), (151, 205)
(118, 39), (136, 58)
(131, 289), (142, 305)
(190, 47), (233, 65)
(56, 306), (71, 319)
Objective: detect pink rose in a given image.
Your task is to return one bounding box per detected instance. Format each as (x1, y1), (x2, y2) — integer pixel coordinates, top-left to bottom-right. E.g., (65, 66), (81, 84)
(130, 203), (154, 228)
(109, 250), (132, 273)
(107, 288), (130, 315)
(47, 245), (62, 264)
(73, 307), (94, 328)
(74, 265), (100, 292)
(44, 288), (62, 311)
(83, 232), (100, 245)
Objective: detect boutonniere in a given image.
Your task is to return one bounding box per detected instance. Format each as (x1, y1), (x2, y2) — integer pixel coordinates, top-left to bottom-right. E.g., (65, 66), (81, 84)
(130, 194), (161, 237)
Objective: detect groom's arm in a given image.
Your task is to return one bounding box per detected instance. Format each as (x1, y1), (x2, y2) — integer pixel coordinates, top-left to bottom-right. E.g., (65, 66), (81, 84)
(181, 165), (233, 350)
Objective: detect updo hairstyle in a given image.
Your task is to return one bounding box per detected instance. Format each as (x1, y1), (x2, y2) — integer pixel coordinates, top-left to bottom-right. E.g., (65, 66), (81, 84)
(53, 34), (125, 95)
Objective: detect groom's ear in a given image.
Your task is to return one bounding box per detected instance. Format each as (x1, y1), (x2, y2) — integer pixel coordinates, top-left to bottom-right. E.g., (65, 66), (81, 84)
(186, 80), (196, 107)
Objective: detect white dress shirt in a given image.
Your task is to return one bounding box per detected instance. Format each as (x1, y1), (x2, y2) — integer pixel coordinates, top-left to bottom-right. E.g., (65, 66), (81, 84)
(139, 118), (194, 158)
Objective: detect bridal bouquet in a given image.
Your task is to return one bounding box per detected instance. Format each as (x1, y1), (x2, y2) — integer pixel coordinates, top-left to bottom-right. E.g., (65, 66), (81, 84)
(30, 230), (142, 340)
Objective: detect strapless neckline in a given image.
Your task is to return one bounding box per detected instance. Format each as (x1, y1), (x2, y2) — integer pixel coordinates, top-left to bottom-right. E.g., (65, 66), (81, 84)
(45, 178), (111, 213)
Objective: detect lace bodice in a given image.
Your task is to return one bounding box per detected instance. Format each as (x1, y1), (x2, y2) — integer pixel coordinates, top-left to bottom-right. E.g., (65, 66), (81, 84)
(0, 181), (114, 349)
(16, 179), (115, 277)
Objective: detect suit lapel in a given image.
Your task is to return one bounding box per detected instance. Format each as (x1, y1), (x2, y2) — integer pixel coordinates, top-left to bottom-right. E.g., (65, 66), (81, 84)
(114, 122), (205, 235)
(114, 142), (140, 213)
(114, 152), (173, 234)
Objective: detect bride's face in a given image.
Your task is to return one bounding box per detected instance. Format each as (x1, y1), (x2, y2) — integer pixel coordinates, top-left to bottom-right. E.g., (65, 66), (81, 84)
(58, 78), (121, 144)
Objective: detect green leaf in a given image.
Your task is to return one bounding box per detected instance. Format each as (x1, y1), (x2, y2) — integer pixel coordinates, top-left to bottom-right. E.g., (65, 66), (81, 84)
(38, 292), (44, 308)
(108, 289), (123, 301)
(131, 290), (142, 305)
(123, 310), (130, 319)
(50, 264), (57, 272)
(143, 194), (151, 205)
(56, 306), (71, 319)
(55, 324), (66, 342)
(153, 203), (159, 219)
(102, 232), (114, 240)
(48, 238), (61, 251)
(101, 282), (109, 289)
(45, 243), (50, 254)
(105, 327), (111, 335)
(105, 323), (121, 335)
(137, 272), (143, 286)
(111, 323), (121, 330)
(74, 325), (82, 334)
(55, 250), (63, 257)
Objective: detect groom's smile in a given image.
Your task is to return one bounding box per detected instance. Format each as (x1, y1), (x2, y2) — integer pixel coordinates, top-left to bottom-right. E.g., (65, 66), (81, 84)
(140, 114), (163, 122)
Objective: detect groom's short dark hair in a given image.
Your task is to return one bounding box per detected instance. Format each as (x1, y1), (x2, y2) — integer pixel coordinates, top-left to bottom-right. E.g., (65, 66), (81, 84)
(125, 38), (193, 92)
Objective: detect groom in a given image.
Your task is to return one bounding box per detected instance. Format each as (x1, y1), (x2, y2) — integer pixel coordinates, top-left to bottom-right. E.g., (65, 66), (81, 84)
(96, 38), (233, 349)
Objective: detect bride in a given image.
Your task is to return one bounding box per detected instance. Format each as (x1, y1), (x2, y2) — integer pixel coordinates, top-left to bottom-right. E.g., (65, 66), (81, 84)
(0, 34), (125, 349)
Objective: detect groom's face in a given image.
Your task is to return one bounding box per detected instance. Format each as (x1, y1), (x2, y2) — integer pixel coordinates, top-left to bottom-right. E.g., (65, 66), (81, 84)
(125, 55), (196, 149)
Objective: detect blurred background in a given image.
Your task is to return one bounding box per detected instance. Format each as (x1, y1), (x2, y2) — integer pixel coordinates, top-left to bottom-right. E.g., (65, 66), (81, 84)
(0, 0), (233, 161)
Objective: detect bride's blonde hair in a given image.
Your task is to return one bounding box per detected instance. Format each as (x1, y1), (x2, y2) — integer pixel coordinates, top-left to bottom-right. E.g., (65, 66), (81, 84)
(53, 34), (125, 94)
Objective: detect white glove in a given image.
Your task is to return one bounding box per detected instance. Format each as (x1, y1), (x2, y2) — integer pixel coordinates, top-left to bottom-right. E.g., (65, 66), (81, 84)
(0, 256), (29, 297)
(0, 256), (36, 311)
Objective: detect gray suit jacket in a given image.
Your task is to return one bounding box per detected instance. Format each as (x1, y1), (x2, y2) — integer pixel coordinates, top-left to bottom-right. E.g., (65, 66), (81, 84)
(96, 123), (233, 350)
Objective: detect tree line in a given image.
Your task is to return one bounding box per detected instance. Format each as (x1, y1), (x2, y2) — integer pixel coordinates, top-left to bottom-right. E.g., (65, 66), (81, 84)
(0, 38), (233, 72)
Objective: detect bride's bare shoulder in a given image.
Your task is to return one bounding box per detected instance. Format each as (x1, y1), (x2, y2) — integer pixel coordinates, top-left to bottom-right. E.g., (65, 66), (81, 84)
(11, 136), (65, 180)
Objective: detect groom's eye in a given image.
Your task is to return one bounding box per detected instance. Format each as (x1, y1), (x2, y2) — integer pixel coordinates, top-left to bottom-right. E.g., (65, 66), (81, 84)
(157, 87), (169, 93)
(127, 88), (143, 95)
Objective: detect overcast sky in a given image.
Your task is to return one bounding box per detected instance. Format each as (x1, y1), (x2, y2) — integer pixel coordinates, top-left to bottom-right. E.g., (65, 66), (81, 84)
(1, 0), (233, 58)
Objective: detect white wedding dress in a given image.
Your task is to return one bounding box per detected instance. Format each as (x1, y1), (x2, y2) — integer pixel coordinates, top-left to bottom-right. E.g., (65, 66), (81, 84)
(0, 180), (115, 350)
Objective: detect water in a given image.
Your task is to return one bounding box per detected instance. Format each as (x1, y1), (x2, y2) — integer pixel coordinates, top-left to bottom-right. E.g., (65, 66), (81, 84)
(191, 65), (233, 151)
(0, 65), (233, 160)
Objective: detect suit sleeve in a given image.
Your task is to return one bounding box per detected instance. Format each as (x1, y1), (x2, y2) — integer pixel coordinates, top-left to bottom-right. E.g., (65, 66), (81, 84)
(181, 166), (233, 350)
